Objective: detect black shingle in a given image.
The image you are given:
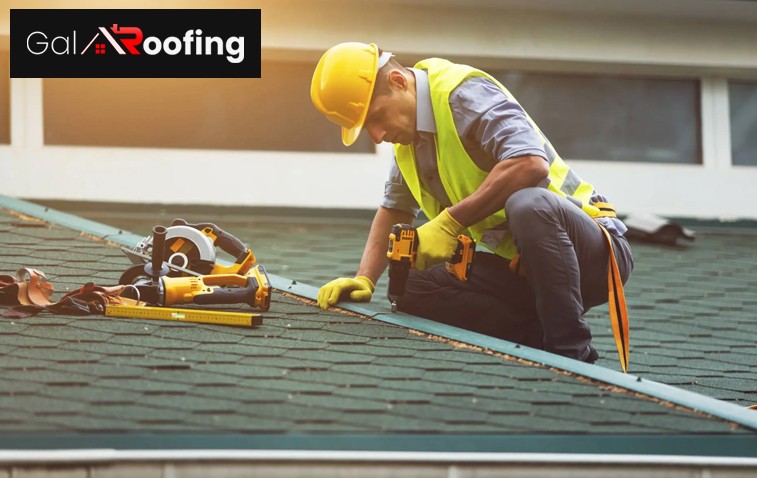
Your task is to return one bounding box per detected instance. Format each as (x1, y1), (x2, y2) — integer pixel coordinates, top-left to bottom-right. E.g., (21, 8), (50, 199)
(0, 204), (754, 439)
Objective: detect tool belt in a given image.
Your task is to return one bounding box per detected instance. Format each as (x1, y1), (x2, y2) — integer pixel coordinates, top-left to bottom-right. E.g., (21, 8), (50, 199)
(0, 268), (141, 318)
(507, 201), (630, 373)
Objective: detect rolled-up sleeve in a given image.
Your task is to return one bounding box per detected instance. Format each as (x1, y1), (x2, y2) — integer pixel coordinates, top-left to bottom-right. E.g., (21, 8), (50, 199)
(380, 158), (421, 217)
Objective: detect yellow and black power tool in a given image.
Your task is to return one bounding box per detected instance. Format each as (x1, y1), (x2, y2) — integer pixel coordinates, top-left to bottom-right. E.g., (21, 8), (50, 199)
(119, 219), (256, 284)
(124, 267), (271, 312)
(386, 223), (475, 313)
(119, 221), (271, 311)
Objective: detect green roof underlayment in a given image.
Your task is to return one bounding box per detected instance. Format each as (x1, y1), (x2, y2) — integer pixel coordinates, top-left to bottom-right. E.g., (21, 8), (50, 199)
(0, 195), (756, 455)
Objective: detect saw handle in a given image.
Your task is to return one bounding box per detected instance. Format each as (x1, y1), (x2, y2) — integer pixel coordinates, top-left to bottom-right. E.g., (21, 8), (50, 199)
(191, 275), (261, 308)
(192, 282), (255, 307)
(172, 218), (247, 260)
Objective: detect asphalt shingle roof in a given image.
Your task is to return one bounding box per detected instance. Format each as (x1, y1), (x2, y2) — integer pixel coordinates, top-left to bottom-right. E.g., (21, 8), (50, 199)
(47, 200), (757, 408)
(587, 230), (757, 405)
(0, 198), (756, 454)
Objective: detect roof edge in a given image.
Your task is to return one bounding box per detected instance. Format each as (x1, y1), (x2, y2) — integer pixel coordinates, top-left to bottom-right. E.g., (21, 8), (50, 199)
(2, 194), (756, 432)
(0, 434), (756, 457)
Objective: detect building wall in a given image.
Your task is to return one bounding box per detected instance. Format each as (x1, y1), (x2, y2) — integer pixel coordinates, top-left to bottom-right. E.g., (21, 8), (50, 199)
(1, 0), (756, 219)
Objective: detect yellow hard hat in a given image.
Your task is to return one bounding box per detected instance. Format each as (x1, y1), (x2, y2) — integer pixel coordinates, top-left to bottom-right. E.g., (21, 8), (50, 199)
(311, 42), (379, 146)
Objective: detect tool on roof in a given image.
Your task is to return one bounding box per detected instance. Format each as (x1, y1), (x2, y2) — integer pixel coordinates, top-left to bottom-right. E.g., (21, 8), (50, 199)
(386, 223), (475, 313)
(124, 267), (271, 312)
(120, 218), (256, 284)
(105, 304), (262, 327)
(1, 215), (272, 323)
(119, 219), (271, 312)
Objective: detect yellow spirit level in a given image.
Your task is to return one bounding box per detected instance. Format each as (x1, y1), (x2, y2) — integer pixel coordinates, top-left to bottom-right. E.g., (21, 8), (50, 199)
(105, 304), (262, 328)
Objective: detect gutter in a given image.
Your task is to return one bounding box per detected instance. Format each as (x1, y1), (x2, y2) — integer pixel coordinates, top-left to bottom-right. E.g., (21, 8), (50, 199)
(1, 450), (757, 466)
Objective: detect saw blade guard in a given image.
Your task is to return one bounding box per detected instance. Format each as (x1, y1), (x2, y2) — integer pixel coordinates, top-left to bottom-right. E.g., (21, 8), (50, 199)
(129, 225), (216, 275)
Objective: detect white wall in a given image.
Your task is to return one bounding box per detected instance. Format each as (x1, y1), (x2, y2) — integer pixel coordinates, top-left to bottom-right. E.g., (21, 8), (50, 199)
(2, 0), (757, 219)
(2, 84), (391, 208)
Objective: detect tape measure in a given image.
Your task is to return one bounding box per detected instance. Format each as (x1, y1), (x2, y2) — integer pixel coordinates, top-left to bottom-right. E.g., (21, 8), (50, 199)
(105, 304), (262, 327)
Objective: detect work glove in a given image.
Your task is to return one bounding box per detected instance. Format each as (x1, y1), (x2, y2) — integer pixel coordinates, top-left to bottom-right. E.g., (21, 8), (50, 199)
(416, 208), (465, 271)
(317, 276), (375, 310)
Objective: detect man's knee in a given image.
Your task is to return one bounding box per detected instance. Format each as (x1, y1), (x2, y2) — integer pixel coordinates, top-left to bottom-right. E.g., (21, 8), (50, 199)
(505, 188), (556, 236)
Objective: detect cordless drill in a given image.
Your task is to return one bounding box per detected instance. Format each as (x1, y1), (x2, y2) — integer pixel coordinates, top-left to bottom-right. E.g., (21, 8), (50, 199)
(386, 223), (475, 313)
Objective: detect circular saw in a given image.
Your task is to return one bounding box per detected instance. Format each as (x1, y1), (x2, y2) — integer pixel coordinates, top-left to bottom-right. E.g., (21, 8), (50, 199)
(120, 218), (256, 285)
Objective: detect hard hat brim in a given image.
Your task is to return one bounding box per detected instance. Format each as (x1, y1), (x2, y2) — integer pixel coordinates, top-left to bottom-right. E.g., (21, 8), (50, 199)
(342, 124), (362, 146)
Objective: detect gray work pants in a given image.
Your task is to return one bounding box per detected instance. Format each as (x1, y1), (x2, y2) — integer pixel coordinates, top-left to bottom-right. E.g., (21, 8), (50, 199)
(397, 187), (634, 362)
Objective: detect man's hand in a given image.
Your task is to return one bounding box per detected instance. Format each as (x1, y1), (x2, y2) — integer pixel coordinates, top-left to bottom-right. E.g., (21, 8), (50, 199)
(317, 276), (375, 310)
(416, 208), (465, 270)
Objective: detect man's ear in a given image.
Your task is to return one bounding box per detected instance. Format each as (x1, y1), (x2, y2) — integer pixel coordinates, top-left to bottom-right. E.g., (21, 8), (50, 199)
(387, 70), (408, 91)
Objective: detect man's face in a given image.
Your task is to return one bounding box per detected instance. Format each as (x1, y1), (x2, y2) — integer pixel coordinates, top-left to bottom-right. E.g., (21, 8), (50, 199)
(362, 73), (416, 145)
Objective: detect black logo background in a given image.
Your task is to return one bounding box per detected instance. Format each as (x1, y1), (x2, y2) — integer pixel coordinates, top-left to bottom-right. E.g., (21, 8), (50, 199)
(11, 9), (261, 78)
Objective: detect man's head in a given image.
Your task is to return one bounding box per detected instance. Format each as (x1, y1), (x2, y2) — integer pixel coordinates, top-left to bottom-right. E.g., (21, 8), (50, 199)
(310, 42), (417, 146)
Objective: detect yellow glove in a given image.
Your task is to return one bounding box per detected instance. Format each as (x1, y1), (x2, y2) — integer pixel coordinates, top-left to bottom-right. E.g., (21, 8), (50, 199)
(416, 208), (465, 271)
(317, 276), (375, 310)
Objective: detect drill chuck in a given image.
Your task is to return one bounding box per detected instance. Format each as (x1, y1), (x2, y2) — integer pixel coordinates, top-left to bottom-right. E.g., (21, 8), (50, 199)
(387, 259), (412, 308)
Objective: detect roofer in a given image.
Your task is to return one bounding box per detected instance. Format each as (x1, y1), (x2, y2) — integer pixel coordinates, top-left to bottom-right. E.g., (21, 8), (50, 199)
(309, 42), (634, 366)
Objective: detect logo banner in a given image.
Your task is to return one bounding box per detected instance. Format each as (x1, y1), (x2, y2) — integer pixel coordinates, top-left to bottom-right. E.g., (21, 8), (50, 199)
(11, 9), (261, 78)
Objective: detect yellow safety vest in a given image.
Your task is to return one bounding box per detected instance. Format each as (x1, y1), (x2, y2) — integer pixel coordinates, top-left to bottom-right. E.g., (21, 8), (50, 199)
(394, 58), (603, 260)
(395, 58), (631, 373)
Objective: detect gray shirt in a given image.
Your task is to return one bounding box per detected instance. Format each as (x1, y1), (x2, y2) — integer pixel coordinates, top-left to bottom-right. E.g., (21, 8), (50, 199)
(381, 68), (626, 235)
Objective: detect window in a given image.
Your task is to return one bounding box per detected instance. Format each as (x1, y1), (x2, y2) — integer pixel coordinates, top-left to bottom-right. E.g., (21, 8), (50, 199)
(0, 51), (9, 145)
(492, 71), (701, 164)
(729, 81), (757, 167)
(42, 61), (374, 153)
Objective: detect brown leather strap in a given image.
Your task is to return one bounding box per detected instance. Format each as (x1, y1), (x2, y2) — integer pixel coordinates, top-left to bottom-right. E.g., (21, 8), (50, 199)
(0, 274), (20, 306)
(50, 282), (142, 315)
(1, 268), (142, 318)
(16, 268), (54, 307)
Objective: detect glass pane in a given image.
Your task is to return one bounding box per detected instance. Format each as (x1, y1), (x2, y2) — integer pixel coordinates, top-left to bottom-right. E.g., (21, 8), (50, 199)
(729, 81), (757, 167)
(42, 61), (374, 153)
(0, 51), (9, 145)
(492, 71), (701, 164)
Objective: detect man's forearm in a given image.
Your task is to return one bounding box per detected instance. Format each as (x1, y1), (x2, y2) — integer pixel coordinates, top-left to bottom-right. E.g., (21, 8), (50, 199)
(448, 155), (548, 228)
(357, 206), (415, 284)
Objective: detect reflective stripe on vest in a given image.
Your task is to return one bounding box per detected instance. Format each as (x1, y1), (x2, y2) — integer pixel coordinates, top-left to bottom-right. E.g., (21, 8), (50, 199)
(394, 58), (602, 260)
